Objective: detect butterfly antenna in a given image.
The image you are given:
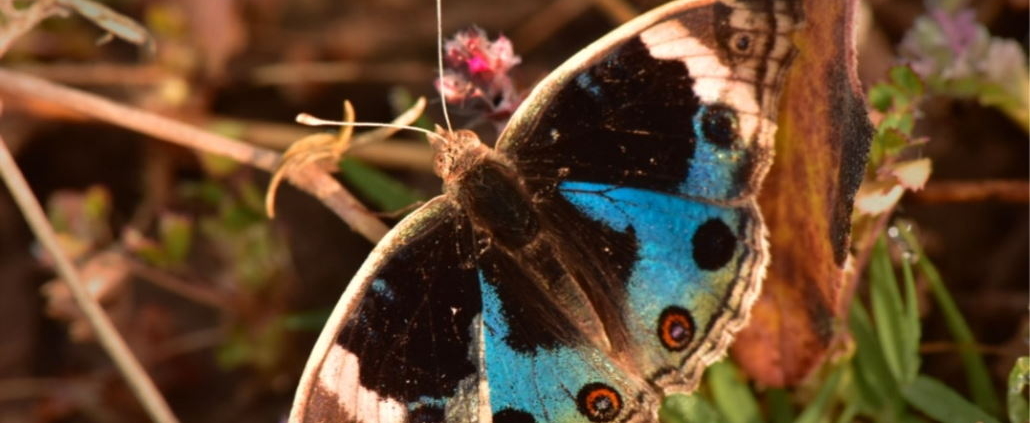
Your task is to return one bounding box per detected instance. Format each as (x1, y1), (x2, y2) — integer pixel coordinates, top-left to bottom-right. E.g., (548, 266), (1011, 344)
(296, 114), (448, 145)
(436, 0), (454, 134)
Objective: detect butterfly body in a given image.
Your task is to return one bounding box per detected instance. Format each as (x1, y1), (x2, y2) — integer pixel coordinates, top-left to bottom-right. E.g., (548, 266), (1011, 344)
(292, 0), (802, 421)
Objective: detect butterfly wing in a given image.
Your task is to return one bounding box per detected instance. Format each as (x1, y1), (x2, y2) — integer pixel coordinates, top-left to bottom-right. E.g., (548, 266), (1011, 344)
(499, 0), (800, 202)
(290, 197), (485, 423)
(475, 240), (660, 423)
(494, 0), (801, 392)
(290, 196), (657, 422)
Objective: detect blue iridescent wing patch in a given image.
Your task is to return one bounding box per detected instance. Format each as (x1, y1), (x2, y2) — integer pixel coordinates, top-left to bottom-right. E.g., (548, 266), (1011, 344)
(556, 182), (765, 391)
(290, 0), (802, 422)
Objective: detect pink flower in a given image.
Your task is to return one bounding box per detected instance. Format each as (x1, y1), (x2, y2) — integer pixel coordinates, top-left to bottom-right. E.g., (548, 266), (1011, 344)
(435, 27), (523, 128)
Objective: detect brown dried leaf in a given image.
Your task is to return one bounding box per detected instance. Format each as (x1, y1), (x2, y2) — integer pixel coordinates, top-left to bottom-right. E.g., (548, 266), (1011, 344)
(732, 0), (874, 386)
(891, 158), (932, 191)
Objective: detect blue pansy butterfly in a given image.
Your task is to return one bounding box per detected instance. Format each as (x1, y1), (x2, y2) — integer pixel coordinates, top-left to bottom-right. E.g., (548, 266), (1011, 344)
(290, 0), (802, 421)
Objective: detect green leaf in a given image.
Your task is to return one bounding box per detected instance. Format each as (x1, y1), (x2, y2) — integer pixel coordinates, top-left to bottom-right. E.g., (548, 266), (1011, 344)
(283, 308), (332, 332)
(662, 394), (726, 423)
(179, 180), (227, 206)
(216, 329), (251, 370)
(879, 113), (915, 136)
(869, 84), (899, 112)
(766, 388), (795, 423)
(869, 237), (912, 384)
(877, 128), (909, 155)
(208, 119), (247, 140)
(895, 223), (1002, 415)
(339, 157), (423, 212)
(889, 65), (925, 98)
(1008, 357), (1029, 423)
(849, 301), (900, 415)
(708, 361), (763, 423)
(903, 375), (1001, 423)
(159, 213), (193, 265)
(796, 365), (844, 423)
(83, 185), (111, 222)
(197, 151), (241, 178)
(238, 180), (268, 215)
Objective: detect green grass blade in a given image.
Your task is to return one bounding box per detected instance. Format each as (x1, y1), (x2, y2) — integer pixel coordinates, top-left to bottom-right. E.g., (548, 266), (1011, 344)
(869, 237), (912, 383)
(661, 394), (726, 423)
(835, 402), (858, 423)
(766, 388), (795, 423)
(796, 365), (844, 423)
(899, 250), (922, 383)
(903, 375), (1001, 423)
(708, 361), (763, 423)
(896, 223), (1002, 415)
(1008, 357), (1029, 423)
(338, 157), (423, 212)
(849, 301), (900, 416)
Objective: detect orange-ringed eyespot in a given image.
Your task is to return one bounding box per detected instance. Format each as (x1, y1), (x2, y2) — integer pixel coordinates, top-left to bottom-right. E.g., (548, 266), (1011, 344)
(576, 382), (622, 422)
(658, 306), (695, 351)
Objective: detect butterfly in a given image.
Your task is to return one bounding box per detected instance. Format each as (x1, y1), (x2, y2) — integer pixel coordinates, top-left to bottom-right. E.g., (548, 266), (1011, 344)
(290, 0), (802, 421)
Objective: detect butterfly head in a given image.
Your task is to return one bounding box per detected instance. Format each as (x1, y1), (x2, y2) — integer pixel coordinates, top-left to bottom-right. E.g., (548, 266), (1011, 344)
(430, 126), (491, 183)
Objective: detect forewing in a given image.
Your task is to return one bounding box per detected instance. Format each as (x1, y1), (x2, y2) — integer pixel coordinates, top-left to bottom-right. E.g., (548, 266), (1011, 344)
(290, 197), (484, 423)
(497, 0), (800, 203)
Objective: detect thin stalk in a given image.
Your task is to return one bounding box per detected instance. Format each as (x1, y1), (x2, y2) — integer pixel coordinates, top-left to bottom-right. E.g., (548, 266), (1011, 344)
(0, 135), (178, 423)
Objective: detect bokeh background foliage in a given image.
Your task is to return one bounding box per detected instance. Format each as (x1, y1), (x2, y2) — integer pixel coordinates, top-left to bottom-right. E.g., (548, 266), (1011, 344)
(0, 0), (1025, 421)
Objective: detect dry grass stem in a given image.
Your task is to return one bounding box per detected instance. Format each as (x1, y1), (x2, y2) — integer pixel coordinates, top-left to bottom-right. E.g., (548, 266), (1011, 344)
(0, 0), (68, 57)
(0, 135), (179, 423)
(0, 68), (389, 242)
(911, 179), (1029, 204)
(6, 63), (169, 86)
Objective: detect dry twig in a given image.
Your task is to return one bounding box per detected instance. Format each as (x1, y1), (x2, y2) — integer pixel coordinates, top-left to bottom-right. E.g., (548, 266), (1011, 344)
(909, 179), (1029, 204)
(0, 68), (390, 242)
(0, 134), (179, 423)
(0, 0), (68, 57)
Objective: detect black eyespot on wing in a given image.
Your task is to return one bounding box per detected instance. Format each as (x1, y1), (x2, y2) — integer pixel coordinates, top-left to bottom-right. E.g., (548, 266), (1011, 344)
(494, 408), (537, 423)
(694, 104), (739, 149)
(692, 218), (737, 270)
(576, 383), (623, 422)
(657, 306), (696, 351)
(731, 33), (752, 53)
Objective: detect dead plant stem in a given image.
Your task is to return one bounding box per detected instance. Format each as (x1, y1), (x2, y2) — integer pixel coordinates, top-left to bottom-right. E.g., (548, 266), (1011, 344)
(0, 134), (179, 423)
(0, 0), (67, 57)
(0, 68), (389, 242)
